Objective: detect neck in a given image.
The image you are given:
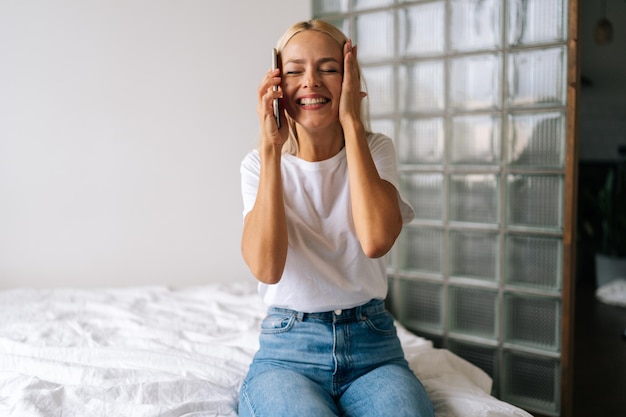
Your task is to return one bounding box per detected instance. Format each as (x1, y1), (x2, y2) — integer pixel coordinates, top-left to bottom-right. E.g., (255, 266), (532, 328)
(295, 124), (345, 162)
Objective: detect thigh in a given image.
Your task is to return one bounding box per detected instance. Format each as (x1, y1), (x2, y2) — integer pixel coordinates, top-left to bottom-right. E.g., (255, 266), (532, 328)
(338, 364), (434, 417)
(239, 369), (339, 417)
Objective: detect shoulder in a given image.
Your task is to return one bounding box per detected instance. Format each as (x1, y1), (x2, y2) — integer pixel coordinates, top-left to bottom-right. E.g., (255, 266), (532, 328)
(367, 131), (394, 149)
(366, 132), (396, 158)
(240, 149), (261, 174)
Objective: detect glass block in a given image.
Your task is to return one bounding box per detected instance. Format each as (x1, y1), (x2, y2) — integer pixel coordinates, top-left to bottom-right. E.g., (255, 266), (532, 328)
(450, 0), (502, 51)
(506, 234), (562, 290)
(354, 0), (393, 10)
(312, 0), (350, 16)
(386, 275), (396, 304)
(508, 0), (566, 46)
(398, 227), (443, 274)
(502, 351), (560, 414)
(450, 54), (502, 110)
(447, 340), (498, 386)
(370, 119), (395, 139)
(354, 11), (395, 62)
(507, 174), (563, 230)
(449, 230), (498, 281)
(400, 173), (444, 221)
(422, 332), (444, 349)
(398, 118), (444, 164)
(450, 114), (501, 165)
(394, 278), (443, 331)
(507, 111), (565, 168)
(362, 66), (395, 115)
(449, 174), (499, 224)
(504, 294), (561, 351)
(387, 246), (396, 272)
(399, 1), (445, 56)
(507, 47), (566, 107)
(399, 60), (445, 112)
(449, 286), (497, 338)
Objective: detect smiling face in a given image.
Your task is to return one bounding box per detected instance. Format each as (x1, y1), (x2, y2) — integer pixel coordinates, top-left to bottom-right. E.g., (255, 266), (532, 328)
(280, 30), (344, 134)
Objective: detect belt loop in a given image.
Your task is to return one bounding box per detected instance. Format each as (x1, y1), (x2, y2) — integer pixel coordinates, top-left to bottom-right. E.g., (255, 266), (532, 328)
(356, 304), (363, 321)
(296, 311), (304, 321)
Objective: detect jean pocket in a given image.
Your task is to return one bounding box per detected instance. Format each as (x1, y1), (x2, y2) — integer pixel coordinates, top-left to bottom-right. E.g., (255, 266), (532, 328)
(260, 312), (297, 334)
(363, 311), (397, 336)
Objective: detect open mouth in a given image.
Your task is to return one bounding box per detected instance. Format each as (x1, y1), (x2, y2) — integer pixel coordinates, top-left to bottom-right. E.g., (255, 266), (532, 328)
(297, 97), (330, 106)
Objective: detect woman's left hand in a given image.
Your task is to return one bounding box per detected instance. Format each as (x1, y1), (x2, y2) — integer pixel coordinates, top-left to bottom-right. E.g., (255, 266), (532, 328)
(339, 39), (367, 127)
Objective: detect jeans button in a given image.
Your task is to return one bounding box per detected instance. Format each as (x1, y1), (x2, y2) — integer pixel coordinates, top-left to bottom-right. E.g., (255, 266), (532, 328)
(334, 309), (342, 315)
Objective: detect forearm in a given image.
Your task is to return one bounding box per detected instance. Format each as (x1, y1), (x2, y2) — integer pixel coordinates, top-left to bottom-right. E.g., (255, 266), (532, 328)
(241, 145), (288, 284)
(343, 120), (403, 258)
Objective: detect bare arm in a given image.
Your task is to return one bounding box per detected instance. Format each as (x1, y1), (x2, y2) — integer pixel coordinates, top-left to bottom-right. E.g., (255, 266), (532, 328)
(340, 41), (403, 258)
(241, 69), (289, 284)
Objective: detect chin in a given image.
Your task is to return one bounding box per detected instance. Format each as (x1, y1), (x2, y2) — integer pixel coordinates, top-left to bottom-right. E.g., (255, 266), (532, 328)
(294, 113), (339, 129)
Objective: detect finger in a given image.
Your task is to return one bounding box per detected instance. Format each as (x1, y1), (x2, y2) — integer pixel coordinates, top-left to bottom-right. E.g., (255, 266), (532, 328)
(259, 91), (282, 122)
(258, 69), (281, 96)
(343, 40), (359, 67)
(343, 39), (353, 58)
(343, 41), (361, 85)
(258, 73), (282, 114)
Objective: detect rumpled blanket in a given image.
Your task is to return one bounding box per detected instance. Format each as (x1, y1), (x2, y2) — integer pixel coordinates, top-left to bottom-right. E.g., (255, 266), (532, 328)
(596, 278), (626, 307)
(0, 282), (532, 417)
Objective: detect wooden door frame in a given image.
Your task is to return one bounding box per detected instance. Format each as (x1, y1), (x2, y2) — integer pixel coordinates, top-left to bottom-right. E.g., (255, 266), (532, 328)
(561, 0), (580, 415)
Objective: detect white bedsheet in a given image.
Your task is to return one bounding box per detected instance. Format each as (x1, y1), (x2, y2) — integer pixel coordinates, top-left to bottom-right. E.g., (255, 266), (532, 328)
(596, 278), (626, 307)
(0, 282), (532, 417)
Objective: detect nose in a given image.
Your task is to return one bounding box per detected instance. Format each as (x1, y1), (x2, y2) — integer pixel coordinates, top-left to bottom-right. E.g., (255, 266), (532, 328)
(303, 69), (321, 88)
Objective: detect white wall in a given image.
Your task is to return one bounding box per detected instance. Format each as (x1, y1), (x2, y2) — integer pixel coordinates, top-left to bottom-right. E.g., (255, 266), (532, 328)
(0, 1), (311, 288)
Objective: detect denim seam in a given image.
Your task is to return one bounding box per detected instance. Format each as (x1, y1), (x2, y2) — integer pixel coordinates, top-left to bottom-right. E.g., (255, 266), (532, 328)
(240, 381), (258, 417)
(331, 321), (338, 377)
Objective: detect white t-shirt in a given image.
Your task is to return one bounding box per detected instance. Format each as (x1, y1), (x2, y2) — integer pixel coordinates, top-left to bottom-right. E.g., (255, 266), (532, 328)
(240, 133), (414, 312)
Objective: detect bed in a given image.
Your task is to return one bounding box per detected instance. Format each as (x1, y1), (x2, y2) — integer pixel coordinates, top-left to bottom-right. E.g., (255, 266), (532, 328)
(0, 281), (532, 417)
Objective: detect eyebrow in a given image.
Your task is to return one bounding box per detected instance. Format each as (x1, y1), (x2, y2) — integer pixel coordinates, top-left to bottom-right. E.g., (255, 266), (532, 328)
(283, 57), (341, 66)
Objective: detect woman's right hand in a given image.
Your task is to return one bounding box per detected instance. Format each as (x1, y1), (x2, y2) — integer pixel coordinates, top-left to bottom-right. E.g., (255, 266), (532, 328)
(244, 69), (290, 284)
(257, 68), (288, 148)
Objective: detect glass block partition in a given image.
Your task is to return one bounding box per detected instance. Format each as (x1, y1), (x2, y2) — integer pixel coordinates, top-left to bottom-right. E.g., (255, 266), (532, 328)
(313, 1), (571, 415)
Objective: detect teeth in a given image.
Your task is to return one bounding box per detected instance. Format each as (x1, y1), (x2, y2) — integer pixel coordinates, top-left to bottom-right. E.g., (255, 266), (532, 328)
(299, 97), (328, 105)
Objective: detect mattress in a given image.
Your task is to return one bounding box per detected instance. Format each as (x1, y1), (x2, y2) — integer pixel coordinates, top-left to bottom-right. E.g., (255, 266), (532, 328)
(0, 282), (532, 417)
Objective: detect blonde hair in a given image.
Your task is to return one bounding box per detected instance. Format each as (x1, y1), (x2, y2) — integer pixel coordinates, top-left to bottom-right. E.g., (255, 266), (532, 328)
(274, 19), (370, 155)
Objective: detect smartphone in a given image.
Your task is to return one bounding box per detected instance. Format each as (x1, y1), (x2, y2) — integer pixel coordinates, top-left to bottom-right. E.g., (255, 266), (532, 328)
(272, 48), (281, 129)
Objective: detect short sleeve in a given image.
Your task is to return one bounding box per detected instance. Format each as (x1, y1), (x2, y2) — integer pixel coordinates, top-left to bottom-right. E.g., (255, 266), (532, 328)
(240, 150), (261, 219)
(368, 133), (415, 224)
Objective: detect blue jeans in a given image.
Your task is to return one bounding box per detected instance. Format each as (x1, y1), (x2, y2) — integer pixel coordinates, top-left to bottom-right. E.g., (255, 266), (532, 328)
(238, 299), (434, 417)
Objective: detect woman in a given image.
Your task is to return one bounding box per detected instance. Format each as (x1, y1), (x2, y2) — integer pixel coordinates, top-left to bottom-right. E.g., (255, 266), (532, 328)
(239, 19), (434, 417)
